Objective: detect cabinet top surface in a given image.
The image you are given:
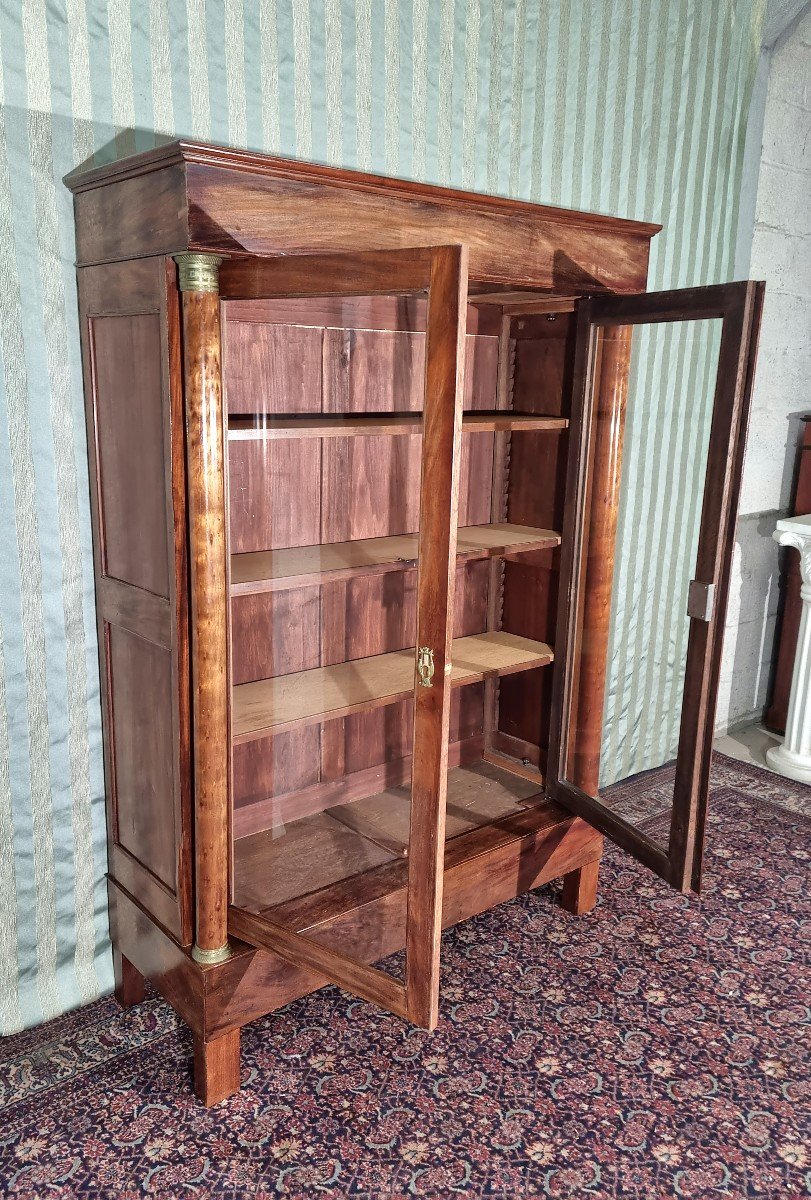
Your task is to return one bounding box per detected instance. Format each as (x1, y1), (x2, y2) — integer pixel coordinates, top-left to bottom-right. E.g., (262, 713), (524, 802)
(63, 138), (661, 240)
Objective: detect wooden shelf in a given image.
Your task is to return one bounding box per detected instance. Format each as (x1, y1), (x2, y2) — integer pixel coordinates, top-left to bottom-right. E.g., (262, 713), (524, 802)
(463, 412), (568, 432)
(231, 522), (560, 595)
(233, 631), (554, 743)
(229, 413), (421, 439)
(228, 412), (568, 440)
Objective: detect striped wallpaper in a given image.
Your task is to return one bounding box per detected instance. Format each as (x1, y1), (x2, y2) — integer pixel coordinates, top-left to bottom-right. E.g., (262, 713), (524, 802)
(0, 0), (764, 1033)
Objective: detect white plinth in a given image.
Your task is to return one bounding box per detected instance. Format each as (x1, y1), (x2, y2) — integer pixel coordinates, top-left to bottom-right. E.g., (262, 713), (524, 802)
(766, 515), (811, 784)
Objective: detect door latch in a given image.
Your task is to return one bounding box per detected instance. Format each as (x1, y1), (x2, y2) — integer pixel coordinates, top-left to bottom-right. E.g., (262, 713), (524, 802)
(687, 580), (715, 622)
(417, 646), (435, 688)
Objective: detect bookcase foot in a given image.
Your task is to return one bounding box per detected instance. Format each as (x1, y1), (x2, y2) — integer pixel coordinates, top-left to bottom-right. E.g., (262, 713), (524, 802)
(113, 949), (146, 1008)
(560, 858), (600, 915)
(194, 1029), (241, 1106)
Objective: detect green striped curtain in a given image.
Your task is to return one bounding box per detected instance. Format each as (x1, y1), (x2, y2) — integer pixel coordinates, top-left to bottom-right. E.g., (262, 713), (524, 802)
(0, 0), (764, 1033)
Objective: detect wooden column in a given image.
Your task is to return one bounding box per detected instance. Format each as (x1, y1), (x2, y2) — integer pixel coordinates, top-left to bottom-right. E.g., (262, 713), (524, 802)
(176, 252), (231, 965)
(571, 325), (633, 795)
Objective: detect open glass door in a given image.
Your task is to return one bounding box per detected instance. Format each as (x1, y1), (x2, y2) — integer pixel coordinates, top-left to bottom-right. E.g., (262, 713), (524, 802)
(221, 245), (468, 1028)
(548, 281), (764, 893)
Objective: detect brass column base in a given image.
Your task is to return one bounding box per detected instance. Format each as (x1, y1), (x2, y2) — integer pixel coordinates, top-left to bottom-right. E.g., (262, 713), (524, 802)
(192, 942), (231, 965)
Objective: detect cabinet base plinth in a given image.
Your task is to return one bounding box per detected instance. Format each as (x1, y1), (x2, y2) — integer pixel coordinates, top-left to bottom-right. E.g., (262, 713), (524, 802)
(108, 802), (603, 1103)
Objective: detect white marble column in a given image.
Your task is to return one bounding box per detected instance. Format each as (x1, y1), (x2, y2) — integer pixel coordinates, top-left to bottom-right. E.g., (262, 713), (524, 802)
(767, 515), (811, 783)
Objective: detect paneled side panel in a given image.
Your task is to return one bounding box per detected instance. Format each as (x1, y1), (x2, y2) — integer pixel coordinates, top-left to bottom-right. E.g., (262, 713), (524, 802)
(78, 256), (192, 946)
(108, 625), (177, 890)
(92, 314), (170, 597)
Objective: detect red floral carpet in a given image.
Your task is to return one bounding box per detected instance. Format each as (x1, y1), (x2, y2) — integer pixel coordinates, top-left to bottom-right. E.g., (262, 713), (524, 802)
(1, 753), (809, 1199)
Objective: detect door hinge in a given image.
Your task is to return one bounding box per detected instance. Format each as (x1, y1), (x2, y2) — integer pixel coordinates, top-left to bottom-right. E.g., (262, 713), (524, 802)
(687, 580), (715, 622)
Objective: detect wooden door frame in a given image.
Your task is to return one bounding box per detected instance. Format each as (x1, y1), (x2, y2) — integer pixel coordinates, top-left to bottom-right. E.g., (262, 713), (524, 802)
(548, 281), (764, 893)
(223, 244), (469, 1027)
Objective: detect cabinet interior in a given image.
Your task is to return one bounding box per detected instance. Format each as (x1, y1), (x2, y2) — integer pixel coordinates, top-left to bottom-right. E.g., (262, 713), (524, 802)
(222, 291), (577, 920)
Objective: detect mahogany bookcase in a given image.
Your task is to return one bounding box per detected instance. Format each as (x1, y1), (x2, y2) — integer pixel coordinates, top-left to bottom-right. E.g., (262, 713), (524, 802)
(65, 141), (763, 1104)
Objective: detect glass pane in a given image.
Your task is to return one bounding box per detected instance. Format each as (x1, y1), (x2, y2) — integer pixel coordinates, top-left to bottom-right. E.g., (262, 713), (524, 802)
(225, 289), (434, 987)
(561, 318), (723, 848)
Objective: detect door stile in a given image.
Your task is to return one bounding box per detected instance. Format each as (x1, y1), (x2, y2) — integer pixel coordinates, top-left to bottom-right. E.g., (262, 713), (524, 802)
(406, 245), (469, 1027)
(672, 281), (764, 891)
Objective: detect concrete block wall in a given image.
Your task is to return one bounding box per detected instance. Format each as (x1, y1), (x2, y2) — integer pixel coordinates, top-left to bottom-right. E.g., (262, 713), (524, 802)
(717, 6), (811, 732)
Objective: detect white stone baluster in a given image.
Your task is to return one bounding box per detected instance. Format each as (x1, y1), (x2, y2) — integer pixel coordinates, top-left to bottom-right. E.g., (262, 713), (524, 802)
(766, 515), (811, 783)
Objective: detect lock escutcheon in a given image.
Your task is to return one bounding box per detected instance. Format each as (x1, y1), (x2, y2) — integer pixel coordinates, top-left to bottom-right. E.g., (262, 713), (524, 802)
(417, 646), (435, 688)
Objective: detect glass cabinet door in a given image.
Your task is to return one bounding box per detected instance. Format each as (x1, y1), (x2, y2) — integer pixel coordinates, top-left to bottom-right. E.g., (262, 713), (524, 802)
(222, 246), (469, 1027)
(548, 282), (764, 893)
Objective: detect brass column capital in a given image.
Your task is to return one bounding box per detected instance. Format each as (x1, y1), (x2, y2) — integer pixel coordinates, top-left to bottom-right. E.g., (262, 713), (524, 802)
(175, 252), (224, 294)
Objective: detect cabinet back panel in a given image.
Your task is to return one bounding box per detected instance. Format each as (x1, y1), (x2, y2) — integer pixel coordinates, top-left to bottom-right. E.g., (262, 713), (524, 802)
(231, 562), (488, 813)
(224, 322), (323, 414)
(228, 440), (322, 553)
(224, 319), (498, 553)
(231, 586), (321, 684)
(322, 435), (423, 542)
(233, 728), (321, 810)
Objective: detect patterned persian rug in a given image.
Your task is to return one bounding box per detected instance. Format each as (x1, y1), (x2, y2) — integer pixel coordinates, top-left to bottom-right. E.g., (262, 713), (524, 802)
(1, 752), (809, 1199)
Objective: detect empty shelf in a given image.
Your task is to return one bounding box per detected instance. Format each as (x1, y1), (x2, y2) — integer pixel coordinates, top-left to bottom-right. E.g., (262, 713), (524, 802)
(228, 412), (568, 440)
(229, 413), (421, 439)
(462, 412), (568, 432)
(233, 631), (554, 743)
(231, 522), (561, 594)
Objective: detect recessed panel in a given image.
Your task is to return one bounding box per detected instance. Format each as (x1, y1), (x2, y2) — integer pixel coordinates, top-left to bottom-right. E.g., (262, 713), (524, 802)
(108, 623), (176, 891)
(92, 314), (169, 597)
